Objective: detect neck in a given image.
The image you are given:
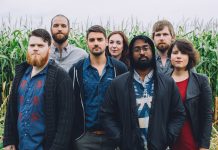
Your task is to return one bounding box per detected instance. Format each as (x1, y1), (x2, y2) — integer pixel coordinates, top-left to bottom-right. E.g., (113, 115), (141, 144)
(172, 68), (189, 82)
(135, 67), (152, 82)
(114, 54), (121, 60)
(53, 40), (68, 52)
(157, 50), (168, 66)
(31, 61), (48, 78)
(90, 53), (107, 67)
(158, 50), (168, 58)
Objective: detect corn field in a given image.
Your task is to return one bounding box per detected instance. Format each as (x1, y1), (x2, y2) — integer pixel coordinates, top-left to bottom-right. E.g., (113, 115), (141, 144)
(0, 19), (218, 149)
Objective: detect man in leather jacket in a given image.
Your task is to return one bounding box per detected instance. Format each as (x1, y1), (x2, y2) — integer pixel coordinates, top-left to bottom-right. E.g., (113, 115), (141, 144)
(100, 35), (186, 150)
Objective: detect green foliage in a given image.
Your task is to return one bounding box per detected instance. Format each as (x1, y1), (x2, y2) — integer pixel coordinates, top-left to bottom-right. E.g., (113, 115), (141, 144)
(0, 20), (218, 149)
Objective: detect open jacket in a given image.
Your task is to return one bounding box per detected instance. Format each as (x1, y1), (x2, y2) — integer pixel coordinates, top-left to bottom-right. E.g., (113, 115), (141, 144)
(172, 71), (212, 148)
(68, 57), (128, 140)
(3, 60), (74, 150)
(100, 70), (186, 150)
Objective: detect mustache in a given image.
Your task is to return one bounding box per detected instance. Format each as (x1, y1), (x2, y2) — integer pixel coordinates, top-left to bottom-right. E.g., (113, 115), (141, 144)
(158, 42), (166, 45)
(138, 56), (149, 61)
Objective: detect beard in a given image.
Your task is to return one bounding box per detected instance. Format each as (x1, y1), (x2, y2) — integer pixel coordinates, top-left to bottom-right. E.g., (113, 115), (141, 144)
(90, 47), (105, 57)
(156, 43), (170, 53)
(133, 57), (154, 70)
(26, 51), (49, 67)
(52, 33), (68, 44)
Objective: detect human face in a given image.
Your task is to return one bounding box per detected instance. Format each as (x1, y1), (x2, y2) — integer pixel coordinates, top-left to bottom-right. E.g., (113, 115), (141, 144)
(51, 16), (69, 44)
(87, 32), (108, 57)
(108, 34), (123, 59)
(153, 26), (174, 53)
(27, 36), (50, 68)
(132, 39), (153, 70)
(170, 45), (189, 70)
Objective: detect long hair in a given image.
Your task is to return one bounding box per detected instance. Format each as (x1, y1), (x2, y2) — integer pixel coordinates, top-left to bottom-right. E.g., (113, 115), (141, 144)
(106, 31), (130, 67)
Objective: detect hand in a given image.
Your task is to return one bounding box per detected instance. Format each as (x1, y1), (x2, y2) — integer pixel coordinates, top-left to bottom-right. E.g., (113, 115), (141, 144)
(3, 145), (16, 150)
(199, 148), (208, 150)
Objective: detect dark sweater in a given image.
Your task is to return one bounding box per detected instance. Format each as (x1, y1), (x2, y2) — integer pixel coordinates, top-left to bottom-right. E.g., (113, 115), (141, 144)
(3, 60), (74, 150)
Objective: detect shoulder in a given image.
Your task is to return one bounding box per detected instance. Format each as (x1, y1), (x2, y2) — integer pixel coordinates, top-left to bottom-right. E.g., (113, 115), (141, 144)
(156, 71), (174, 83)
(68, 58), (86, 75)
(111, 72), (130, 87)
(48, 60), (70, 79)
(110, 57), (128, 72)
(190, 71), (209, 84)
(70, 45), (88, 55)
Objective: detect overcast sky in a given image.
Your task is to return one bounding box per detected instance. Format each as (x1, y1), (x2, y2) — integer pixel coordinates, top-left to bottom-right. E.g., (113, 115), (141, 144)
(1, 0), (217, 30)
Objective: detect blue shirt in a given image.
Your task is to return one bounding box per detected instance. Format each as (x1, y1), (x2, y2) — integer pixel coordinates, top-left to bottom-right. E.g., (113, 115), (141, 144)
(133, 70), (154, 148)
(17, 65), (48, 150)
(83, 56), (115, 130)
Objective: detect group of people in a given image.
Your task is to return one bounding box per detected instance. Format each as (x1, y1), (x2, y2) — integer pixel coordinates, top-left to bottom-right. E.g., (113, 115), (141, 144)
(3, 14), (212, 150)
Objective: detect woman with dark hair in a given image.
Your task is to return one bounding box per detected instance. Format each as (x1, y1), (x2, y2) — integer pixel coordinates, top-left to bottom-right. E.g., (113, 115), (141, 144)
(106, 31), (130, 68)
(168, 39), (212, 150)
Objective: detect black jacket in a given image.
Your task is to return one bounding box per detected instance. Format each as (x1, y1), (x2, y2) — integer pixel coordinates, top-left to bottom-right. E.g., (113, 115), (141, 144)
(3, 60), (74, 150)
(68, 57), (128, 140)
(100, 70), (186, 150)
(173, 71), (212, 148)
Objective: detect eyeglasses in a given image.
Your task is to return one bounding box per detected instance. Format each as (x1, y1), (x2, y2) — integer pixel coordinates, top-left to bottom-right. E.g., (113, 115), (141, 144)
(133, 46), (151, 53)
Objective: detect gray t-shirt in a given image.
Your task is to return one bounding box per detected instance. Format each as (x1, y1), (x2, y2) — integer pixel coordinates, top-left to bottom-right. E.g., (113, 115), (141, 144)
(50, 44), (88, 72)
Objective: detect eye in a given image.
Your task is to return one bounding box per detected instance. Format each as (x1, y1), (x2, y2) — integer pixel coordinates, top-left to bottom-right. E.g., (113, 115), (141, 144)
(163, 33), (169, 36)
(116, 41), (121, 45)
(97, 38), (103, 42)
(109, 41), (114, 44)
(155, 33), (161, 37)
(61, 24), (67, 28)
(53, 24), (58, 28)
(172, 50), (178, 54)
(89, 38), (95, 42)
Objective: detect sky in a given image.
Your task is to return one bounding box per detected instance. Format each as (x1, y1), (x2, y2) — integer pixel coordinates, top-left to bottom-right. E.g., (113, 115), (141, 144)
(1, 0), (218, 31)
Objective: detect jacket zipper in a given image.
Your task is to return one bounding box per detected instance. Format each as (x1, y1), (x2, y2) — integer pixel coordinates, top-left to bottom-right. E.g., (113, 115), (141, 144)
(75, 68), (86, 140)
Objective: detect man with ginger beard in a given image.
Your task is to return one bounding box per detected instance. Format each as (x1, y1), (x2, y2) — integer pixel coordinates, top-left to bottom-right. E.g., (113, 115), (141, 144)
(50, 14), (88, 72)
(152, 20), (176, 75)
(3, 29), (74, 150)
(100, 35), (185, 150)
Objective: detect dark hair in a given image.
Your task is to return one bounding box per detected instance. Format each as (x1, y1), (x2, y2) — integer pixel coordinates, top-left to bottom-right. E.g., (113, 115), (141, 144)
(152, 20), (175, 39)
(129, 35), (156, 70)
(86, 25), (106, 39)
(168, 39), (200, 70)
(106, 31), (129, 67)
(51, 14), (70, 28)
(29, 29), (51, 46)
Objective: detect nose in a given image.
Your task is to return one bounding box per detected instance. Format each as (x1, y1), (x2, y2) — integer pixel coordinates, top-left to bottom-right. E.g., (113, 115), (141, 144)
(57, 26), (62, 31)
(139, 49), (145, 54)
(33, 45), (39, 51)
(112, 43), (117, 48)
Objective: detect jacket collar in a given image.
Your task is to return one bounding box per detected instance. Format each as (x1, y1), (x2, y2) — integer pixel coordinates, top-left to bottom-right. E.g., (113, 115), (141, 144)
(186, 71), (200, 100)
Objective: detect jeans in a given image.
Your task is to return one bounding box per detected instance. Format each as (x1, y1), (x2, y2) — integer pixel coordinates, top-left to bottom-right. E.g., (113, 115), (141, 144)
(74, 131), (116, 150)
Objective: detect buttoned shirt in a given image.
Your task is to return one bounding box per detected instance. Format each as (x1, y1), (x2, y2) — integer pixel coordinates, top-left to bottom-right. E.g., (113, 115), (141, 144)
(156, 54), (173, 75)
(83, 56), (115, 130)
(17, 64), (48, 150)
(133, 70), (154, 149)
(50, 44), (88, 72)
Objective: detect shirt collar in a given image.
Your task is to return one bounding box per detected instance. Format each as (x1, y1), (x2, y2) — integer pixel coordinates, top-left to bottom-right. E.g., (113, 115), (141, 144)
(133, 69), (154, 85)
(155, 52), (170, 61)
(24, 61), (50, 76)
(51, 44), (71, 53)
(83, 56), (113, 70)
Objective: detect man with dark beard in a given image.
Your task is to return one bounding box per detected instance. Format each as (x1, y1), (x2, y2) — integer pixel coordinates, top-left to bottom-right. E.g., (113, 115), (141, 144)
(3, 29), (74, 150)
(68, 25), (127, 150)
(50, 14), (88, 71)
(100, 35), (186, 150)
(152, 20), (176, 74)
